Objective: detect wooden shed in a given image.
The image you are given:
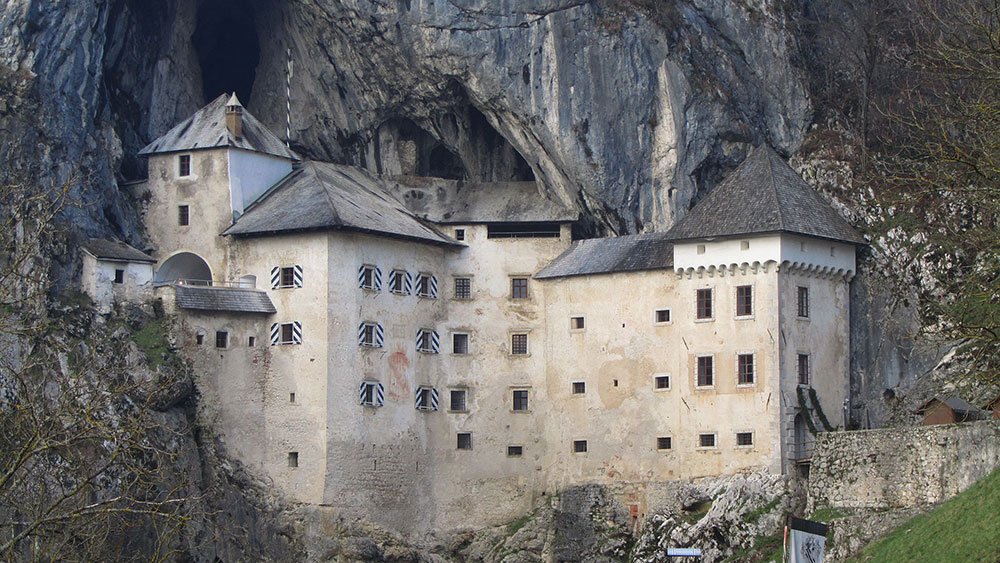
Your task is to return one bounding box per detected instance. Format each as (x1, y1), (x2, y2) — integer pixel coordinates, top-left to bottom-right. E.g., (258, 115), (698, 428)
(915, 396), (982, 425)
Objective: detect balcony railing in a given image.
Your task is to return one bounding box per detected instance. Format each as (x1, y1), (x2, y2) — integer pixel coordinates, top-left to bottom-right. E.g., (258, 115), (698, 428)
(153, 278), (257, 289)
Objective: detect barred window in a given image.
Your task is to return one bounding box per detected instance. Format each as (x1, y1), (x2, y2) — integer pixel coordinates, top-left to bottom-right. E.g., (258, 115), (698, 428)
(797, 286), (810, 318)
(511, 333), (529, 355)
(454, 277), (471, 299)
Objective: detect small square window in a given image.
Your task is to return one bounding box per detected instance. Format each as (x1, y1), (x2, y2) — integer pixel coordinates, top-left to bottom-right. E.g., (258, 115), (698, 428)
(696, 244), (706, 255)
(113, 269), (125, 284)
(696, 288), (713, 320)
(454, 277), (471, 299)
(450, 389), (468, 412)
(830, 246), (836, 257)
(572, 381), (586, 394)
(738, 353), (755, 385)
(279, 323), (296, 344)
(289, 392), (296, 403)
(655, 309), (671, 324)
(740, 240), (750, 250)
(797, 286), (810, 318)
(457, 432), (473, 450)
(455, 228), (466, 241)
(248, 336), (256, 347)
(215, 331), (229, 349)
(507, 445), (523, 457)
(798, 354), (810, 385)
(696, 356), (714, 387)
(657, 436), (672, 450)
(511, 333), (529, 355)
(654, 375), (671, 390)
(195, 331), (205, 345)
(736, 285), (753, 317)
(570, 316), (585, 330)
(737, 432), (754, 446)
(287, 451), (298, 468)
(511, 277), (529, 299)
(178, 205), (190, 226)
(573, 440), (588, 453)
(178, 154), (191, 177)
(453, 333), (469, 355)
(698, 433), (717, 448)
(512, 389), (529, 411)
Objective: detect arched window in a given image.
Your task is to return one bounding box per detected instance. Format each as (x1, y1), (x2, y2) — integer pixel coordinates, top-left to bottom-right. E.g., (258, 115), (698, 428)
(154, 252), (212, 285)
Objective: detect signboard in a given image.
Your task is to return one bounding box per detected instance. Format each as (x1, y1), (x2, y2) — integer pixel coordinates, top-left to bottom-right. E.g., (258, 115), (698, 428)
(787, 516), (828, 563)
(666, 547), (702, 557)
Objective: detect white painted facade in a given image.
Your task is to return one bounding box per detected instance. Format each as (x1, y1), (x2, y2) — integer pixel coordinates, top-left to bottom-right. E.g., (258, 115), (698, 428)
(80, 249), (154, 313)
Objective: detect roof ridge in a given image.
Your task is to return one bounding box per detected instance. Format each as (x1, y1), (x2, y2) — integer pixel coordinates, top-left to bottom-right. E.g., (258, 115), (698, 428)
(310, 163), (345, 227)
(762, 147), (785, 232)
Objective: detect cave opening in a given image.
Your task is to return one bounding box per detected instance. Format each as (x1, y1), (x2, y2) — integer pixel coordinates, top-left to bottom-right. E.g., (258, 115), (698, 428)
(426, 144), (466, 180)
(192, 0), (260, 104)
(465, 106), (536, 181)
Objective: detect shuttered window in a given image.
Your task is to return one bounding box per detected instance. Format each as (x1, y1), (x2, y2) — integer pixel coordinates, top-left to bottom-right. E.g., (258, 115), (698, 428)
(415, 387), (440, 411)
(271, 265), (303, 289)
(389, 270), (409, 295)
(416, 273), (438, 298)
(359, 381), (385, 407)
(270, 322), (303, 345)
(358, 322), (385, 348)
(416, 329), (440, 353)
(358, 265), (382, 291)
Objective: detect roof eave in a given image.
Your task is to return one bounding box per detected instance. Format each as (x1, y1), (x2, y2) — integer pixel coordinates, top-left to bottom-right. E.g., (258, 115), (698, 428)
(225, 224), (464, 248)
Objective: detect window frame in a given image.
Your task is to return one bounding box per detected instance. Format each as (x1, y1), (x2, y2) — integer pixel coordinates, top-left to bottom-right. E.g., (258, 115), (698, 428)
(736, 431), (754, 448)
(797, 353), (810, 386)
(448, 388), (468, 413)
(416, 273), (437, 299)
(416, 328), (439, 354)
(415, 386), (438, 411)
(389, 269), (408, 295)
(697, 432), (718, 449)
(511, 388), (530, 412)
(737, 352), (756, 386)
(654, 308), (672, 325)
(454, 228), (466, 241)
(570, 315), (586, 331)
(572, 439), (588, 454)
(656, 436), (673, 451)
(453, 276), (472, 300)
(359, 265), (378, 291)
(178, 204), (190, 226)
(178, 154), (192, 177)
(452, 332), (469, 355)
(510, 332), (529, 356)
(735, 284), (753, 318)
(696, 355), (715, 388)
(654, 374), (671, 391)
(456, 432), (473, 450)
(797, 286), (810, 319)
(359, 380), (384, 407)
(695, 288), (714, 321)
(358, 322), (382, 348)
(572, 381), (586, 395)
(510, 277), (529, 299)
(113, 269), (125, 284)
(215, 330), (229, 349)
(507, 445), (523, 457)
(279, 267), (295, 288)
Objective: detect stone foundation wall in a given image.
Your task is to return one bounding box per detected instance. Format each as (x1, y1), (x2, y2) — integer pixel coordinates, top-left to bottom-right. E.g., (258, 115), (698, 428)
(807, 420), (1000, 512)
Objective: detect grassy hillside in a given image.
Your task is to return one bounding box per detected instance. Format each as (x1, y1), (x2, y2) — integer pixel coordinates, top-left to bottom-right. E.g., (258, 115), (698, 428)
(849, 466), (1000, 562)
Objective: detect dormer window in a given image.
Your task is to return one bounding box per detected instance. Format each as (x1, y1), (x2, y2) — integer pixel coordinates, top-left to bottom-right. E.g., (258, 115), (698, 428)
(178, 154), (191, 177)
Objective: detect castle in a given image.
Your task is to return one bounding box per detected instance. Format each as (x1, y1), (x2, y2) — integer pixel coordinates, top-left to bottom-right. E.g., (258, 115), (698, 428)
(84, 94), (862, 532)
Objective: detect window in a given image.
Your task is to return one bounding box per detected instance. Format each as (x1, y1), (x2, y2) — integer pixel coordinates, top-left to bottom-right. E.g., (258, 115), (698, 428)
(736, 285), (753, 317)
(389, 270), (408, 294)
(511, 333), (529, 355)
(797, 354), (810, 385)
(178, 205), (190, 226)
(573, 440), (588, 453)
(178, 154), (191, 177)
(655, 309), (671, 324)
(696, 244), (706, 255)
(454, 277), (471, 299)
(736, 432), (754, 446)
(449, 389), (468, 412)
(415, 387), (439, 411)
(113, 269), (125, 284)
(287, 452), (298, 468)
(271, 322), (302, 345)
(457, 432), (473, 450)
(455, 228), (466, 241)
(358, 322), (384, 348)
(696, 356), (714, 387)
(215, 331), (229, 349)
(738, 353), (755, 385)
(358, 265), (381, 291)
(195, 330), (205, 345)
(248, 336), (256, 347)
(797, 286), (810, 318)
(570, 316), (585, 330)
(452, 333), (469, 355)
(289, 392), (296, 403)
(740, 240), (750, 250)
(507, 445), (523, 457)
(512, 389), (529, 411)
(487, 222), (560, 238)
(654, 374), (671, 390)
(416, 273), (437, 298)
(511, 277), (529, 299)
(359, 381), (385, 407)
(572, 381), (586, 394)
(271, 265), (302, 289)
(416, 329), (440, 353)
(698, 433), (717, 448)
(696, 288), (713, 320)
(657, 436), (672, 450)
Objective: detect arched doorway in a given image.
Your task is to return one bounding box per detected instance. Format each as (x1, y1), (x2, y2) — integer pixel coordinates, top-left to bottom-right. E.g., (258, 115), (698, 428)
(154, 252), (212, 285)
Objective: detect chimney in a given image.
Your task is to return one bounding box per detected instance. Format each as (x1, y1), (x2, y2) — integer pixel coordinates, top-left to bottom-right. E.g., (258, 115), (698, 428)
(225, 93), (244, 139)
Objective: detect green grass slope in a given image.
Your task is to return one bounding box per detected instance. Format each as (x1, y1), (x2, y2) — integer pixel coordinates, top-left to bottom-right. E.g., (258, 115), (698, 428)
(849, 465), (1000, 562)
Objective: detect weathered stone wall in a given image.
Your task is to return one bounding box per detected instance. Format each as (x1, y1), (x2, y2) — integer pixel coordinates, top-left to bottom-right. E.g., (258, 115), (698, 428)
(807, 420), (1000, 512)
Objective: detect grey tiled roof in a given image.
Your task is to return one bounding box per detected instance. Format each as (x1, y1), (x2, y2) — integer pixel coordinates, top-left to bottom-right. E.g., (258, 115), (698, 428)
(387, 177), (578, 224)
(81, 239), (156, 263)
(665, 145), (865, 244)
(535, 233), (674, 280)
(223, 162), (458, 246)
(173, 285), (276, 314)
(139, 94), (298, 160)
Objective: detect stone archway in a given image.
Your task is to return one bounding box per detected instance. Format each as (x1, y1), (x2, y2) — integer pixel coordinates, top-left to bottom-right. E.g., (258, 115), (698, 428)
(154, 252), (212, 285)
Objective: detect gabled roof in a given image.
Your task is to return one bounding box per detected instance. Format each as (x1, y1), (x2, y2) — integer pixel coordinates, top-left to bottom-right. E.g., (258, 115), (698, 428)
(139, 94), (298, 160)
(666, 145), (865, 244)
(387, 177), (578, 224)
(173, 286), (276, 315)
(916, 396), (981, 415)
(535, 232), (674, 280)
(223, 162), (458, 246)
(81, 239), (156, 263)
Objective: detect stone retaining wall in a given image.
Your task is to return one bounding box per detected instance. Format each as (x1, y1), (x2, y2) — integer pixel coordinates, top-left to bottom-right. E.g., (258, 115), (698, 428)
(807, 420), (1000, 512)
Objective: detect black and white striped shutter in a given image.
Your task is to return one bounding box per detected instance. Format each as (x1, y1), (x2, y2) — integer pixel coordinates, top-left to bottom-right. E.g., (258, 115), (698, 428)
(357, 322), (367, 345)
(375, 323), (384, 347)
(431, 330), (440, 353)
(376, 383), (385, 406)
(430, 275), (438, 299)
(270, 267), (280, 289)
(414, 389), (423, 409)
(292, 321), (303, 344)
(374, 267), (383, 291)
(430, 388), (439, 410)
(270, 323), (280, 345)
(293, 264), (303, 287)
(415, 329), (423, 350)
(357, 265), (367, 288)
(405, 272), (414, 294)
(359, 382), (368, 404)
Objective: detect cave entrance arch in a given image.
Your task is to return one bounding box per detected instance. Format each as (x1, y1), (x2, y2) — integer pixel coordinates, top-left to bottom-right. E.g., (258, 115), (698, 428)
(192, 0), (260, 103)
(154, 252), (213, 285)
